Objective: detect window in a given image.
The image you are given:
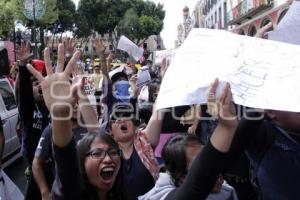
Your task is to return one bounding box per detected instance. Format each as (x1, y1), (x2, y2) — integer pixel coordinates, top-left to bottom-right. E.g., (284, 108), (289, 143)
(223, 2), (227, 28)
(248, 24), (257, 36)
(260, 18), (274, 33)
(239, 29), (246, 35)
(0, 81), (17, 111)
(277, 9), (288, 24)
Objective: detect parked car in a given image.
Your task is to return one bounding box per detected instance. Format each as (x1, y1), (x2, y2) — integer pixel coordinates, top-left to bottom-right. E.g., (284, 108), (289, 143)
(0, 77), (20, 166)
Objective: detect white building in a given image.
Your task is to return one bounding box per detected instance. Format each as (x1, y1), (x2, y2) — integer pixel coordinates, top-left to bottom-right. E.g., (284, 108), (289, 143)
(201, 0), (228, 29)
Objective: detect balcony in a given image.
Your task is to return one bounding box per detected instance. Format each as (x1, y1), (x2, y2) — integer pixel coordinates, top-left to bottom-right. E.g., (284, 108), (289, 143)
(227, 0), (273, 25)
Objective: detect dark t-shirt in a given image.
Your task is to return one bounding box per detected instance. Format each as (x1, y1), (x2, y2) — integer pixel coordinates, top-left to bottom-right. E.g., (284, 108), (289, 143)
(35, 125), (88, 160)
(19, 66), (50, 165)
(122, 147), (155, 200)
(22, 105), (50, 164)
(290, 134), (300, 144)
(34, 124), (88, 191)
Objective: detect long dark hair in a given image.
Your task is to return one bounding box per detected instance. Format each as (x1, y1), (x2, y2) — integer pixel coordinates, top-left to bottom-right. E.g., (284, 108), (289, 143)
(77, 132), (127, 200)
(162, 133), (202, 187)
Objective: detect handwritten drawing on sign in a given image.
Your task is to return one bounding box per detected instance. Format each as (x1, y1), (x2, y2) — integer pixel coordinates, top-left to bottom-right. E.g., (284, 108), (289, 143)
(228, 58), (270, 103)
(156, 28), (300, 112)
(117, 36), (144, 61)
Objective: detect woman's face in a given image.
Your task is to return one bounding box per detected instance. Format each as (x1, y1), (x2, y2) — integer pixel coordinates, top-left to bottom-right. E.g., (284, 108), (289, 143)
(84, 137), (121, 192)
(111, 119), (135, 143)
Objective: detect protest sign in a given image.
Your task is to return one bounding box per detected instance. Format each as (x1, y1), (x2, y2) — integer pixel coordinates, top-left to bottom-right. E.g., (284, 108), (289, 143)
(154, 49), (176, 65)
(136, 66), (151, 88)
(268, 1), (300, 45)
(117, 36), (144, 61)
(83, 76), (95, 95)
(156, 28), (300, 112)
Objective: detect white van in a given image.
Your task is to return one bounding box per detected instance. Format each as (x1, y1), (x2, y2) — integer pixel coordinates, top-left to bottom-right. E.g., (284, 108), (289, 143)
(0, 78), (20, 166)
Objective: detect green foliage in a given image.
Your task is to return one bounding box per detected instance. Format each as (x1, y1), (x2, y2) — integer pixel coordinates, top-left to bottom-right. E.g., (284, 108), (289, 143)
(56, 0), (75, 32)
(76, 0), (125, 37)
(0, 0), (17, 38)
(117, 0), (165, 42)
(76, 0), (165, 42)
(15, 0), (58, 28)
(117, 8), (139, 41)
(15, 0), (75, 32)
(137, 15), (162, 40)
(39, 0), (58, 26)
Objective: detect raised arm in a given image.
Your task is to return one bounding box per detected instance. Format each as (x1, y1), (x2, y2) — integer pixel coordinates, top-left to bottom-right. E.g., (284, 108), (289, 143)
(17, 41), (35, 123)
(144, 103), (166, 148)
(28, 45), (83, 200)
(92, 37), (109, 78)
(207, 79), (238, 152)
(165, 79), (238, 200)
(27, 44), (81, 147)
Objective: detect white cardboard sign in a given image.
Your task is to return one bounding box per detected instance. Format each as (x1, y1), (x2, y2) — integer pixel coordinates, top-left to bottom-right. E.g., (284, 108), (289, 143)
(136, 66), (151, 88)
(117, 36), (144, 61)
(156, 28), (300, 112)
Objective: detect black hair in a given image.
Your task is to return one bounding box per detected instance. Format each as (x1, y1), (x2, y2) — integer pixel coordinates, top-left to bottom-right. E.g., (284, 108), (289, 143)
(106, 104), (141, 130)
(148, 80), (161, 103)
(77, 132), (127, 200)
(111, 72), (128, 84)
(162, 133), (202, 187)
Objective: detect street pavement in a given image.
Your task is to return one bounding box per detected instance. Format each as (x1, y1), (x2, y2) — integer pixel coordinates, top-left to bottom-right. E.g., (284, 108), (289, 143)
(3, 157), (27, 194)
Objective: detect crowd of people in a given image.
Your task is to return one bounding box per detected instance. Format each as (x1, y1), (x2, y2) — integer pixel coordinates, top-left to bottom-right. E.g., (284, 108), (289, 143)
(0, 0), (299, 200)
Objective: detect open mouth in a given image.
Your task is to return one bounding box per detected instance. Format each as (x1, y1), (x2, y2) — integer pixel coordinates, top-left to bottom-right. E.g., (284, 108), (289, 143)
(100, 167), (115, 180)
(120, 125), (128, 131)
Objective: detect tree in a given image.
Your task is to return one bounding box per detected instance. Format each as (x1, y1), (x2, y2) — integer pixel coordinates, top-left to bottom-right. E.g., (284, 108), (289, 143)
(76, 0), (125, 37)
(117, 8), (139, 41)
(56, 0), (76, 32)
(76, 0), (165, 44)
(137, 15), (162, 40)
(117, 0), (164, 43)
(0, 0), (17, 39)
(15, 0), (58, 27)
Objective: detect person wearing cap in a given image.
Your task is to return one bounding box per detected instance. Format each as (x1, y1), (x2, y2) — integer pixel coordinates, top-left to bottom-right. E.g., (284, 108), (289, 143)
(92, 40), (137, 122)
(16, 41), (50, 200)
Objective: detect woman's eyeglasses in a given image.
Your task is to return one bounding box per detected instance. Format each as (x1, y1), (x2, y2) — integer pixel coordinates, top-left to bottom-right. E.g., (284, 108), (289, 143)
(86, 148), (122, 160)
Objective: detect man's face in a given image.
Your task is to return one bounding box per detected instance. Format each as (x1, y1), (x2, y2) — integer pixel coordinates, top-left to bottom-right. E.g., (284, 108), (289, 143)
(94, 67), (100, 74)
(110, 118), (136, 143)
(266, 110), (300, 134)
(32, 80), (44, 103)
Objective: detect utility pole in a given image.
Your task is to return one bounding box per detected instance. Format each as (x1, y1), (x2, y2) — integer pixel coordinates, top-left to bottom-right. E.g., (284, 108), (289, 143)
(32, 0), (37, 58)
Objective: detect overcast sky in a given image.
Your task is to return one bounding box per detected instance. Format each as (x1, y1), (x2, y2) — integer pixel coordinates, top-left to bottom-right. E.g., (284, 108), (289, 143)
(72, 0), (199, 49)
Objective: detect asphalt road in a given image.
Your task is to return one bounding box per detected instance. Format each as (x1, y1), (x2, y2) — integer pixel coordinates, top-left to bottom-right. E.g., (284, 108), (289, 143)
(3, 157), (27, 195)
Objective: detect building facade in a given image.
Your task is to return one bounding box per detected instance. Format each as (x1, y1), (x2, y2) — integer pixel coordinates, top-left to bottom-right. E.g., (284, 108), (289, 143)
(201, 0), (229, 29)
(196, 0), (290, 36)
(227, 0), (290, 36)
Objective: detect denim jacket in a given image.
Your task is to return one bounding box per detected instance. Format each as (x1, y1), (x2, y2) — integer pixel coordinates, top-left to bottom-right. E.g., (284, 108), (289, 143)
(246, 123), (300, 200)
